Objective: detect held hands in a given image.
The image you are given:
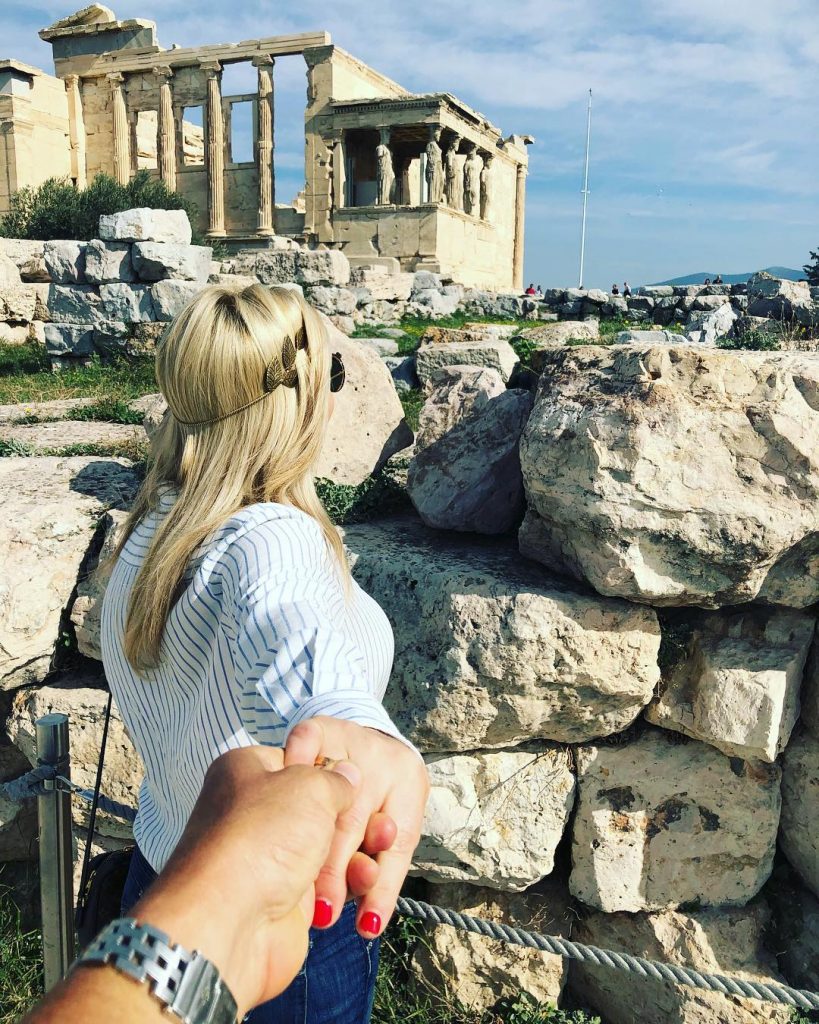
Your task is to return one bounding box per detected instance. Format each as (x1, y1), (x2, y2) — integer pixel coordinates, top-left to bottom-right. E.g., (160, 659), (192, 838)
(131, 747), (363, 1015)
(284, 716), (431, 939)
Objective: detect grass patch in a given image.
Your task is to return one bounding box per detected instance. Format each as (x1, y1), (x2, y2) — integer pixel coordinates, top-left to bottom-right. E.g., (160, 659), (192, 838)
(317, 471), (410, 526)
(374, 916), (603, 1024)
(0, 347), (156, 406)
(66, 398), (146, 425)
(718, 332), (781, 351)
(0, 886), (42, 1023)
(400, 390), (424, 433)
(0, 437), (149, 461)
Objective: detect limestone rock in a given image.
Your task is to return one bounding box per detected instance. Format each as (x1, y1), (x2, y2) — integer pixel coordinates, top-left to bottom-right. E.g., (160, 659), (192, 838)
(612, 329), (688, 345)
(0, 735), (38, 862)
(383, 354), (418, 393)
(641, 285), (675, 298)
(780, 728), (819, 897)
(142, 393), (168, 438)
(9, 678), (142, 839)
(43, 240), (87, 284)
(356, 337), (399, 358)
(410, 287), (463, 319)
(0, 323), (32, 346)
(151, 280), (202, 321)
(416, 339), (519, 385)
(411, 878), (571, 1010)
(0, 239), (46, 274)
(314, 322), (412, 484)
(93, 320), (130, 356)
(571, 900), (792, 1024)
(0, 397), (96, 424)
(99, 208), (192, 245)
(407, 378), (533, 534)
(801, 638), (819, 738)
(99, 283), (156, 323)
(415, 746), (575, 890)
(645, 607), (814, 762)
(414, 366), (506, 452)
(31, 283), (50, 321)
(0, 286), (37, 322)
(0, 421), (145, 454)
(570, 728), (781, 912)
(0, 458), (138, 690)
(305, 285), (357, 316)
(71, 510), (129, 661)
(685, 302), (737, 345)
(48, 284), (108, 326)
(691, 294), (732, 312)
(519, 346), (819, 608)
(131, 242), (212, 283)
(83, 240), (135, 284)
(230, 249), (350, 287)
(516, 320), (600, 348)
(343, 517), (661, 752)
(0, 254), (21, 287)
(44, 323), (95, 357)
(747, 272), (816, 326)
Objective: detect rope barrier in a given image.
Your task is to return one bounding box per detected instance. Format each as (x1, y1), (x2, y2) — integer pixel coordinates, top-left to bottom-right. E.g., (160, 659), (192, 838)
(7, 761), (819, 1011)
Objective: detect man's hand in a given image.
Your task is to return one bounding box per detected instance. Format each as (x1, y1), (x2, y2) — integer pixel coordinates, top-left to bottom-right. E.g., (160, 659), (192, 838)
(132, 746), (362, 1014)
(285, 718), (430, 939)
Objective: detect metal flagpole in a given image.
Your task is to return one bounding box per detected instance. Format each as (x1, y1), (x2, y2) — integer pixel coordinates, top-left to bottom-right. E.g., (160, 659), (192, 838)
(578, 88), (592, 289)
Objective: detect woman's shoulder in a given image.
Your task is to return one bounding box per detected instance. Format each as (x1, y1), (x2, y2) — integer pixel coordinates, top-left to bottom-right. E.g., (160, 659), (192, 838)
(211, 502), (329, 576)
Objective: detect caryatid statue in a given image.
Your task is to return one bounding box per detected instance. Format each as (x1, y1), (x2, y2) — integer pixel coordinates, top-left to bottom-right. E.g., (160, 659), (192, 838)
(425, 126), (445, 204)
(480, 152), (494, 221)
(444, 135), (463, 211)
(376, 129), (395, 206)
(463, 146), (482, 216)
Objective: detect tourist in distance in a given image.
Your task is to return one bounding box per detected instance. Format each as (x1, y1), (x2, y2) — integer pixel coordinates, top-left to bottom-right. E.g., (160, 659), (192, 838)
(99, 283), (429, 1024)
(623, 281), (632, 297)
(23, 747), (370, 1023)
(525, 282), (537, 295)
(535, 284), (544, 298)
(611, 283), (620, 295)
(704, 277), (711, 285)
(714, 274), (723, 284)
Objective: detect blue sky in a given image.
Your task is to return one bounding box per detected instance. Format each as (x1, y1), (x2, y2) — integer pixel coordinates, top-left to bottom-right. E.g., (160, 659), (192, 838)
(6, 0), (819, 288)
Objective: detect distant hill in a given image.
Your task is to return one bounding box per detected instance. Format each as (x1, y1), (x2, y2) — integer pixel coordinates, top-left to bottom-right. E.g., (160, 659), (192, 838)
(652, 266), (804, 286)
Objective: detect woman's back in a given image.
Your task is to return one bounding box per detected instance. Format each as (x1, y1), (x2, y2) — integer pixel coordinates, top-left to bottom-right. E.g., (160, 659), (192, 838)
(102, 490), (396, 872)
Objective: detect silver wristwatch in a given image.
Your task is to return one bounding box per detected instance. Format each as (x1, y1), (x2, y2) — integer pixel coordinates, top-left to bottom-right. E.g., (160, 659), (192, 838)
(77, 917), (238, 1024)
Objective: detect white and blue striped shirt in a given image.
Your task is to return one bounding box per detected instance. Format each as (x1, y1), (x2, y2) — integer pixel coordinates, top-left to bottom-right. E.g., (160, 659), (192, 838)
(101, 489), (409, 871)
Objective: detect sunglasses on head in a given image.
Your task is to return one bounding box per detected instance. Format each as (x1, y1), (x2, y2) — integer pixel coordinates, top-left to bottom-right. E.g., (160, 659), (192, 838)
(330, 352), (345, 393)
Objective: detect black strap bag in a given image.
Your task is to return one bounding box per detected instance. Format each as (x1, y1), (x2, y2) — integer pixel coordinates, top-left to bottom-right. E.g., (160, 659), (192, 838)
(74, 690), (134, 949)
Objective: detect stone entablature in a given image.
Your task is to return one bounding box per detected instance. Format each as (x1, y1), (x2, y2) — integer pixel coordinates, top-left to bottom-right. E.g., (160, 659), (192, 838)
(1, 5), (530, 292)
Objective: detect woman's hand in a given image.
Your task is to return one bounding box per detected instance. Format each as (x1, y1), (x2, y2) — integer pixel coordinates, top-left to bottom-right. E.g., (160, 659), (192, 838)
(284, 717), (430, 938)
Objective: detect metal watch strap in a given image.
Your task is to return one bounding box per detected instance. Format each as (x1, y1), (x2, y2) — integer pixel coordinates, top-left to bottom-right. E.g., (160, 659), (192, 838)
(78, 917), (238, 1024)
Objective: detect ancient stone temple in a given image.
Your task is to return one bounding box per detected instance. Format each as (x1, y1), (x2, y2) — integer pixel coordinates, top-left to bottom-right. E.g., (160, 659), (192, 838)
(0, 4), (532, 290)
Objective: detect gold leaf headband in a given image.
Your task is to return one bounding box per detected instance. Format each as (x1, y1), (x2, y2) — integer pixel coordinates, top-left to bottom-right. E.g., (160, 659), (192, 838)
(174, 329), (307, 428)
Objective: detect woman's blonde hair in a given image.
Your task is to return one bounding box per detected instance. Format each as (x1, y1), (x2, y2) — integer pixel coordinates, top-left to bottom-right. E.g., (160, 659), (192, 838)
(115, 282), (344, 673)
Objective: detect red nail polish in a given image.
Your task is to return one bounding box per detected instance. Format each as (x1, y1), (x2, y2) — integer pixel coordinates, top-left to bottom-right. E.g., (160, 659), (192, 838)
(360, 911), (381, 936)
(312, 899), (333, 928)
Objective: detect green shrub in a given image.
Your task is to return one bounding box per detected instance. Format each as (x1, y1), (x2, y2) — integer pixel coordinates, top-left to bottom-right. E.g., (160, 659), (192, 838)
(718, 332), (781, 351)
(317, 472), (410, 525)
(0, 171), (198, 243)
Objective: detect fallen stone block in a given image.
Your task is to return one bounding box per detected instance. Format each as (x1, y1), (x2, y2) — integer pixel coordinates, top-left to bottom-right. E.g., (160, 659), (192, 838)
(0, 458), (139, 690)
(570, 728), (781, 912)
(44, 322), (95, 356)
(43, 240), (87, 284)
(343, 516), (661, 752)
(99, 283), (156, 322)
(304, 285), (357, 316)
(780, 728), (819, 897)
(612, 329), (688, 345)
(99, 208), (192, 245)
(131, 242), (212, 283)
(747, 271), (816, 326)
(83, 240), (135, 284)
(150, 280), (202, 321)
(415, 746), (575, 890)
(686, 302), (737, 344)
(645, 607), (814, 762)
(416, 338), (519, 384)
(571, 899), (792, 1024)
(520, 345), (819, 608)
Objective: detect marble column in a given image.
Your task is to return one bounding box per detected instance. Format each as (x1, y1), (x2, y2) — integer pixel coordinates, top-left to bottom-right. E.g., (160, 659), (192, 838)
(253, 55), (275, 235)
(64, 75), (87, 188)
(202, 61), (226, 237)
(108, 72), (130, 185)
(331, 134), (346, 209)
(154, 66), (176, 192)
(513, 162), (527, 292)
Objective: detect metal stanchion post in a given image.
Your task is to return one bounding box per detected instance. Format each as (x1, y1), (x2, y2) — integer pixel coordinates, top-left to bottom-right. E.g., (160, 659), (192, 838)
(36, 713), (75, 989)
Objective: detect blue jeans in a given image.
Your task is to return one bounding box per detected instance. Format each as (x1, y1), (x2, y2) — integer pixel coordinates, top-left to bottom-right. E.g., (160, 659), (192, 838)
(122, 845), (380, 1024)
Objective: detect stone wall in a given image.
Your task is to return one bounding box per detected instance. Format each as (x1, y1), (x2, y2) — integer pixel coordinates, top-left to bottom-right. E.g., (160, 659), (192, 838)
(1, 217), (818, 1021)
